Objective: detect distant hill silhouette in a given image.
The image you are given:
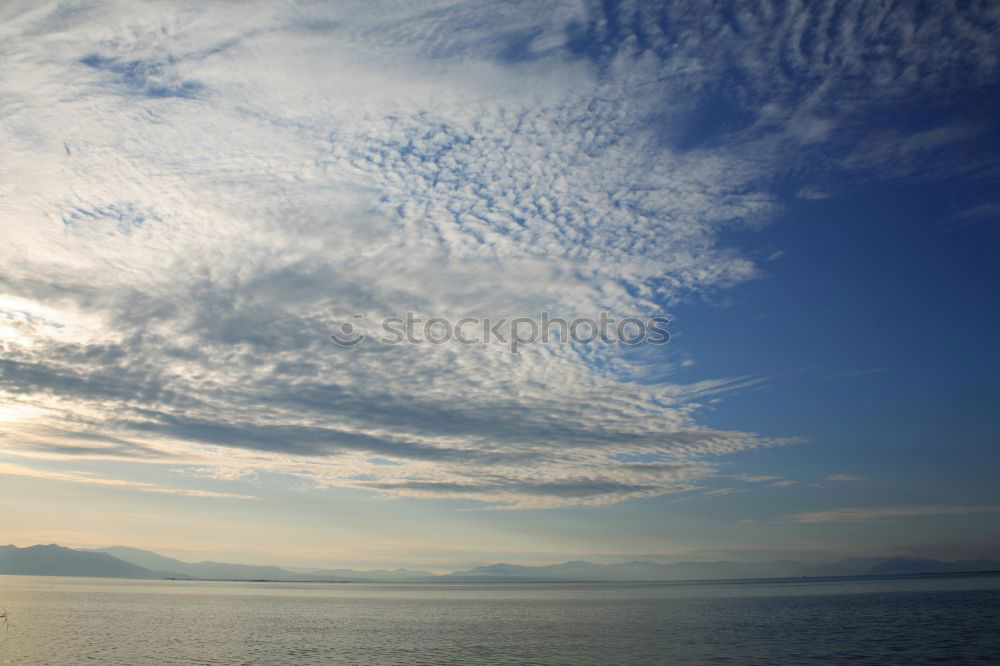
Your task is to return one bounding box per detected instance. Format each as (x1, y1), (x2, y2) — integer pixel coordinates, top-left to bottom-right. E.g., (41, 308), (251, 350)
(2, 544), (998, 582)
(93, 546), (434, 581)
(865, 556), (1000, 576)
(0, 545), (160, 578)
(442, 556), (1000, 581)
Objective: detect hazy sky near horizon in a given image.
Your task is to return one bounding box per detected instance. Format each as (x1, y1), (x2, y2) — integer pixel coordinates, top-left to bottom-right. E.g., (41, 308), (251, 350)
(1, 0), (999, 570)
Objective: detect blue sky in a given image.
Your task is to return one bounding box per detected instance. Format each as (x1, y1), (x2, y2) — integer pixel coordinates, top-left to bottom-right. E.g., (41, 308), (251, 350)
(1, 0), (998, 569)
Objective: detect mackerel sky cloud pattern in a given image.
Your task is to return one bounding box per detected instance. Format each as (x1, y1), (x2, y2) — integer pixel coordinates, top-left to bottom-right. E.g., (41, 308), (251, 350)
(1, 1), (998, 509)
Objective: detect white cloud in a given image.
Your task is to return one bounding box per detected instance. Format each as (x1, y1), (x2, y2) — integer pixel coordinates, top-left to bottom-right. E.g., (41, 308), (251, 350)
(0, 460), (256, 500)
(703, 487), (750, 498)
(784, 505), (1000, 524)
(825, 474), (863, 482)
(730, 474), (779, 483)
(1, 1), (995, 508)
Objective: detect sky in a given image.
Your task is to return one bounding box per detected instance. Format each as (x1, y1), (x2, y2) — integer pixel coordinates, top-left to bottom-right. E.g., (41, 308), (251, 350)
(1, 0), (999, 571)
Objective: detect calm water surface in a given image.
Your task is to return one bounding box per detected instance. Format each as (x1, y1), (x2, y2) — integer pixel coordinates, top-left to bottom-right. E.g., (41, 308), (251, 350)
(1, 574), (998, 664)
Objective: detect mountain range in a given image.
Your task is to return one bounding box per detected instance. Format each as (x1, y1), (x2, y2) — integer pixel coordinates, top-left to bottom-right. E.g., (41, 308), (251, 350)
(1, 544), (998, 582)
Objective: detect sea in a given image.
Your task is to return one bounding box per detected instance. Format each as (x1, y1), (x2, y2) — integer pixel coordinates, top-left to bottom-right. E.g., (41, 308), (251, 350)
(1, 573), (998, 664)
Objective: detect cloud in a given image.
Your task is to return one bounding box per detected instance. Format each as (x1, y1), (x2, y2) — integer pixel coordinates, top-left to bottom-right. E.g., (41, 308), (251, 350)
(0, 460), (256, 500)
(825, 474), (863, 482)
(1, 1), (996, 508)
(949, 201), (1000, 226)
(795, 187), (830, 201)
(703, 487), (750, 498)
(730, 474), (779, 483)
(783, 505), (1000, 524)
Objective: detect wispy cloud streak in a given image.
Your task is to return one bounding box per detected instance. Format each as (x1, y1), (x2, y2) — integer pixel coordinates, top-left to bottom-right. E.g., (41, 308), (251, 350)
(784, 505), (1000, 524)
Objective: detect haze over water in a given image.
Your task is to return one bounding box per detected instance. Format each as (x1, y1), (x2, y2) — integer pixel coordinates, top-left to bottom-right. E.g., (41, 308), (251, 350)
(2, 574), (999, 665)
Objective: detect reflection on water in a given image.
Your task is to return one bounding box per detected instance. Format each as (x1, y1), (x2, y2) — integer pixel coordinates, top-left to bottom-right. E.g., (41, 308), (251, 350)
(1, 574), (998, 664)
